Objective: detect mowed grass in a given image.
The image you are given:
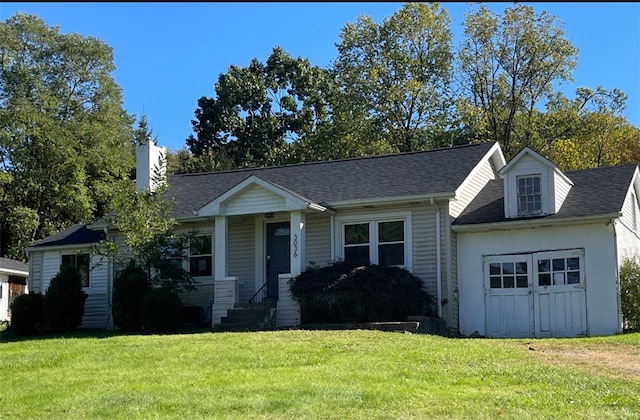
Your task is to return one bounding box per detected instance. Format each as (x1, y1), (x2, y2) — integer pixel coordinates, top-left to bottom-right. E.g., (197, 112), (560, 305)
(0, 329), (638, 419)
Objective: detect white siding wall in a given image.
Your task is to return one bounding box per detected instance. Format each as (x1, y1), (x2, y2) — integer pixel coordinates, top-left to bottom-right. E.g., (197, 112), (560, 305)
(553, 170), (572, 212)
(457, 222), (621, 337)
(450, 159), (498, 218)
(226, 185), (287, 216)
(616, 190), (640, 262)
(0, 275), (8, 321)
(305, 216), (331, 269)
(504, 155), (552, 218)
(228, 220), (255, 303)
(410, 206), (438, 306)
(28, 251), (43, 293)
(36, 248), (111, 329)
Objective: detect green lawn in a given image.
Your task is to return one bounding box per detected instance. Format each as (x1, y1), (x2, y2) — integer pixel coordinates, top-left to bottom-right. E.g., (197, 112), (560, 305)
(0, 329), (638, 419)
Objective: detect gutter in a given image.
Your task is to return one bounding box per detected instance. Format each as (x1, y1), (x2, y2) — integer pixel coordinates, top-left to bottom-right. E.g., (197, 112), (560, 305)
(430, 197), (442, 318)
(451, 213), (623, 233)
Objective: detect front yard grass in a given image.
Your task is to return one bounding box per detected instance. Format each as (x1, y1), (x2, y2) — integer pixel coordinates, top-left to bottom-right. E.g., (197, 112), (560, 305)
(0, 329), (638, 418)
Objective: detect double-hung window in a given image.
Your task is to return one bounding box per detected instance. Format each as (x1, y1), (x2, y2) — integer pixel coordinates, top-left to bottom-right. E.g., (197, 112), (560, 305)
(61, 253), (90, 288)
(342, 217), (408, 268)
(189, 235), (212, 277)
(517, 175), (542, 216)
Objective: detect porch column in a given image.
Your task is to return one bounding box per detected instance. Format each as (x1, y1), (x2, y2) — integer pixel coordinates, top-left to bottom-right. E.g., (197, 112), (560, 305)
(213, 215), (231, 326)
(214, 216), (227, 279)
(289, 210), (306, 276)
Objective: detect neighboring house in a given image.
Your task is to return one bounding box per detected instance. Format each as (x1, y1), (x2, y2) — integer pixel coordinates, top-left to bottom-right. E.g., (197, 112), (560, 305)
(0, 257), (29, 322)
(25, 140), (640, 337)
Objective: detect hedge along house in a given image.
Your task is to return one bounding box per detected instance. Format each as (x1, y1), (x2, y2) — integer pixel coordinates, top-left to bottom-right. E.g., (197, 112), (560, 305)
(0, 257), (28, 322)
(25, 140), (640, 336)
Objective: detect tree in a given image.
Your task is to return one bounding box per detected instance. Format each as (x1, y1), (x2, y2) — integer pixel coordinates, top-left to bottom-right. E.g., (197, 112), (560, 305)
(43, 263), (88, 333)
(187, 46), (334, 169)
(97, 119), (196, 294)
(333, 2), (456, 153)
(539, 87), (640, 170)
(458, 4), (578, 157)
(0, 13), (135, 260)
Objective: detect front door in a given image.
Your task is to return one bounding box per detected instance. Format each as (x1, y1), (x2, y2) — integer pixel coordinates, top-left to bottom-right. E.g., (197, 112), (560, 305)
(266, 222), (291, 298)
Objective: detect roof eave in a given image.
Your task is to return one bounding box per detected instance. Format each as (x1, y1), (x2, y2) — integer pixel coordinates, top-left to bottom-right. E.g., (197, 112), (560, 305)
(452, 212), (622, 233)
(326, 192), (454, 209)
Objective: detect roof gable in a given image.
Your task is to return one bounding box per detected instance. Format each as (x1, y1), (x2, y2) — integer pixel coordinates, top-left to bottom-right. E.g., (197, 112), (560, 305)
(197, 175), (328, 216)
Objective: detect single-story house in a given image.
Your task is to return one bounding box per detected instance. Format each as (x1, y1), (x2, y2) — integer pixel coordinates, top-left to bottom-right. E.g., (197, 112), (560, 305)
(26, 139), (640, 337)
(0, 257), (29, 322)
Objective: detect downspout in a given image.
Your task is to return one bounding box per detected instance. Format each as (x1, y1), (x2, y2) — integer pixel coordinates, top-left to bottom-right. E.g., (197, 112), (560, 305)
(430, 198), (442, 318)
(611, 217), (623, 332)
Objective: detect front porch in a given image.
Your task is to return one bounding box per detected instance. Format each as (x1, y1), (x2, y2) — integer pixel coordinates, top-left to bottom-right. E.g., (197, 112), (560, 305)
(194, 175), (333, 329)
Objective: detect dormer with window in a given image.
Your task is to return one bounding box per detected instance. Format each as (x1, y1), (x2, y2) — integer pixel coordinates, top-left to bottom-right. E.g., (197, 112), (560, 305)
(499, 148), (574, 219)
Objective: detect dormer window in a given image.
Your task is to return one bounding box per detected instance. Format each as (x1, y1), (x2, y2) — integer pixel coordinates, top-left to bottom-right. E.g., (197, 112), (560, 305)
(517, 175), (542, 216)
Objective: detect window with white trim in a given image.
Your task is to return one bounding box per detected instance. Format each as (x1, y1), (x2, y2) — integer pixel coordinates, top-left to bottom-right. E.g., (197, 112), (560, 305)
(189, 235), (212, 277)
(61, 253), (90, 288)
(517, 175), (542, 216)
(537, 256), (581, 286)
(342, 219), (406, 267)
(489, 261), (529, 289)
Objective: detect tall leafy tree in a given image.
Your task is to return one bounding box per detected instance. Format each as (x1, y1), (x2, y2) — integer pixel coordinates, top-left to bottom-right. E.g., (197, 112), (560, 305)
(539, 87), (640, 170)
(0, 13), (135, 260)
(458, 4), (578, 156)
(333, 2), (456, 153)
(187, 46), (334, 169)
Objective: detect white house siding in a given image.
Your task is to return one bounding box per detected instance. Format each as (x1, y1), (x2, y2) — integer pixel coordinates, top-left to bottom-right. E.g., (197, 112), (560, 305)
(80, 254), (111, 329)
(616, 200), (640, 262)
(228, 219), (256, 303)
(448, 223), (459, 332)
(409, 206), (439, 312)
(28, 251), (43, 293)
(0, 274), (8, 321)
(226, 185), (286, 216)
(504, 155), (554, 217)
(33, 249), (111, 329)
(450, 158), (498, 218)
(305, 215), (331, 269)
(457, 221), (621, 337)
(553, 171), (572, 211)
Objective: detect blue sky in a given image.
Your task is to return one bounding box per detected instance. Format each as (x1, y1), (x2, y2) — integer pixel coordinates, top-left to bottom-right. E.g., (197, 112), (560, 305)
(1, 2), (639, 152)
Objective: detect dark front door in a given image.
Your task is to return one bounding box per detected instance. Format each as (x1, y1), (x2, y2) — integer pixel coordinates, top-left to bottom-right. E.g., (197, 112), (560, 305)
(266, 222), (291, 298)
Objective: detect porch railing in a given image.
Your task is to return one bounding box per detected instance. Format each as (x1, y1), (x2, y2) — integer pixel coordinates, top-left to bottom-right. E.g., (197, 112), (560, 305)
(247, 282), (277, 329)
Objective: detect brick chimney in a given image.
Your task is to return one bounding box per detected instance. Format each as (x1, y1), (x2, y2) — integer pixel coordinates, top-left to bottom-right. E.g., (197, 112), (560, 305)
(136, 136), (167, 192)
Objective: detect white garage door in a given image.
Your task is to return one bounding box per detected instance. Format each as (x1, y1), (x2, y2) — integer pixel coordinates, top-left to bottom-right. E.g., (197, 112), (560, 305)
(484, 249), (587, 338)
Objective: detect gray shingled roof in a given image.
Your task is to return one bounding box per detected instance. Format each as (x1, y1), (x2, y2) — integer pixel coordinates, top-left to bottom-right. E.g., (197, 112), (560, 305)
(165, 142), (497, 216)
(30, 224), (105, 248)
(0, 257), (28, 273)
(454, 163), (639, 225)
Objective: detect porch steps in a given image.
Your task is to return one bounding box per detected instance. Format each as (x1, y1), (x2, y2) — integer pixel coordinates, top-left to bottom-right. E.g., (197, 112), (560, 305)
(216, 301), (277, 332)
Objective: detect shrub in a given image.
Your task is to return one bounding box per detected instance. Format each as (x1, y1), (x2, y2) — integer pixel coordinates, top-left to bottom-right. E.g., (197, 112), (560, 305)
(9, 292), (45, 335)
(289, 261), (436, 323)
(140, 288), (182, 333)
(112, 260), (150, 331)
(44, 263), (88, 333)
(620, 258), (640, 330)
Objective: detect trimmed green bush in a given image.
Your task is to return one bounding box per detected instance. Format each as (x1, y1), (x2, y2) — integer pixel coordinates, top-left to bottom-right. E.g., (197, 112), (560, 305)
(140, 288), (182, 333)
(620, 258), (640, 330)
(290, 261), (436, 323)
(9, 292), (45, 335)
(112, 260), (150, 331)
(44, 263), (88, 333)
